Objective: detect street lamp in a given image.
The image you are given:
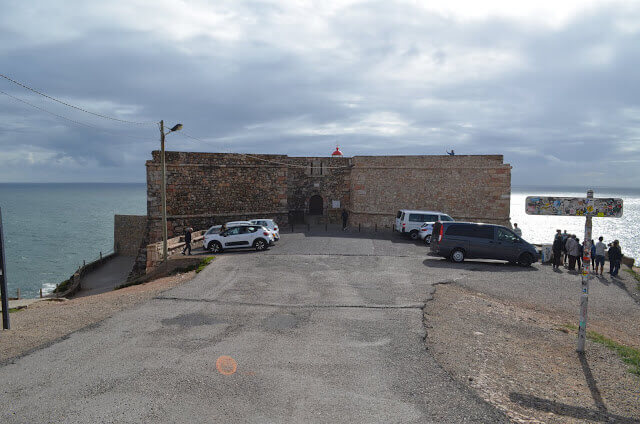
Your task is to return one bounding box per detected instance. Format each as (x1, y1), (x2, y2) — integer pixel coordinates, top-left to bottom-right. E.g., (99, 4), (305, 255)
(160, 120), (183, 261)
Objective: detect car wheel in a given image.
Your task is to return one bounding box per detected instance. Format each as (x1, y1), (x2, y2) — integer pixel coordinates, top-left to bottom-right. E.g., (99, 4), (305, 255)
(424, 234), (431, 245)
(254, 238), (267, 251)
(409, 230), (419, 240)
(209, 241), (222, 253)
(451, 248), (465, 263)
(518, 253), (533, 267)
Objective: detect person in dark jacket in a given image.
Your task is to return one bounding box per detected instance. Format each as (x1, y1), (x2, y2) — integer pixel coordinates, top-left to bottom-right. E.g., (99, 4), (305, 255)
(182, 227), (193, 255)
(341, 209), (349, 231)
(552, 233), (563, 270)
(608, 240), (622, 276)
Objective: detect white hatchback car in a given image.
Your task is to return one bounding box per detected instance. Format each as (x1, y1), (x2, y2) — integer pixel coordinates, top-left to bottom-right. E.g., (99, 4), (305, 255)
(204, 224), (275, 253)
(418, 223), (435, 245)
(250, 219), (280, 241)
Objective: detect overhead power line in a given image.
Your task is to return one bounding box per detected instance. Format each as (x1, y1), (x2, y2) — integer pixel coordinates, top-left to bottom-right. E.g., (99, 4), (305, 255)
(0, 73), (156, 126)
(0, 89), (156, 142)
(179, 131), (352, 169)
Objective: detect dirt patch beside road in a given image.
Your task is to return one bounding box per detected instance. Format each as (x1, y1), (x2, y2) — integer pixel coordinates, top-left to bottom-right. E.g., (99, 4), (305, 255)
(0, 271), (197, 363)
(425, 284), (640, 423)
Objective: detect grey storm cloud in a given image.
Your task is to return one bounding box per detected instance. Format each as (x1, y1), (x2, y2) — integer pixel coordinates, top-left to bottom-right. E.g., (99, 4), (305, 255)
(1, 0), (639, 186)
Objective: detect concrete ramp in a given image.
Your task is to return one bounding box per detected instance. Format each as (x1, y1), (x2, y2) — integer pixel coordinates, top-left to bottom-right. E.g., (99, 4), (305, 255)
(75, 256), (135, 297)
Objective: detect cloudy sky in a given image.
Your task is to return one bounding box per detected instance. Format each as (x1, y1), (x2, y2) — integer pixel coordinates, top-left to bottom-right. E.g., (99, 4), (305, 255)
(1, 0), (639, 186)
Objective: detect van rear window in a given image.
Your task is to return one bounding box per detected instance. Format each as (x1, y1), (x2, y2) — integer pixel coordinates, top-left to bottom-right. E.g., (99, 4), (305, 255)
(396, 211), (402, 219)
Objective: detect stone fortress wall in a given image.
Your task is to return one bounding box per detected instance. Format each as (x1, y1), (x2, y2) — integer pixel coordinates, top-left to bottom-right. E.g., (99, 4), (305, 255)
(128, 150), (511, 279)
(349, 155), (511, 227)
(113, 214), (147, 256)
(145, 151), (511, 243)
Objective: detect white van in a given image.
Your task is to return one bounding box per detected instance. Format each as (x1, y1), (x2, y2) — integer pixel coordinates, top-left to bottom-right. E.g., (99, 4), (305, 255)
(394, 210), (454, 240)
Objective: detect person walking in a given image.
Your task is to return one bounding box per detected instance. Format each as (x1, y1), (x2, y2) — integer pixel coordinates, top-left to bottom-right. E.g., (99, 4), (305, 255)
(182, 227), (192, 255)
(594, 236), (606, 276)
(590, 239), (596, 270)
(608, 240), (622, 277)
(552, 232), (563, 270)
(513, 223), (522, 237)
(341, 209), (349, 231)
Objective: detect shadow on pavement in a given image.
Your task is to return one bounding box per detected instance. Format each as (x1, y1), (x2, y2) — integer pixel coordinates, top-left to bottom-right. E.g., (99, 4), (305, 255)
(422, 258), (539, 272)
(578, 353), (608, 415)
(508, 392), (639, 423)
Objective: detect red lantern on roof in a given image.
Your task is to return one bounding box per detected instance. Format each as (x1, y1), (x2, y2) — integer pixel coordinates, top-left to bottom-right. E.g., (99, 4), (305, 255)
(331, 146), (343, 156)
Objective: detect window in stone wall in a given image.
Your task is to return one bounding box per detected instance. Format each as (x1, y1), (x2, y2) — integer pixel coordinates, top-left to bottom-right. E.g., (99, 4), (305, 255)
(308, 160), (326, 176)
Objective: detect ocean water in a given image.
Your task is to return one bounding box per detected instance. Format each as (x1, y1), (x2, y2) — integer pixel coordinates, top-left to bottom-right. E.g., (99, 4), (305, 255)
(0, 183), (146, 298)
(0, 183), (637, 299)
(511, 186), (640, 263)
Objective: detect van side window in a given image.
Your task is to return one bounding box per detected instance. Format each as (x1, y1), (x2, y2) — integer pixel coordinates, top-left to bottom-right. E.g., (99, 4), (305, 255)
(423, 214), (438, 222)
(440, 215), (454, 222)
(446, 225), (493, 239)
(475, 226), (494, 239)
(446, 225), (473, 237)
(497, 228), (518, 242)
(409, 214), (424, 222)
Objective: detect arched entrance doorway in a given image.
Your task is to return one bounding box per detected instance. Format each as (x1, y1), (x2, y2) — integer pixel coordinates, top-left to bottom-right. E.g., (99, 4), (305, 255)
(308, 195), (323, 215)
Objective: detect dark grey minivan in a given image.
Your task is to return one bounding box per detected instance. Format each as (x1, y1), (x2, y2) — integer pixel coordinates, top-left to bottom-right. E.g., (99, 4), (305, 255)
(430, 222), (538, 266)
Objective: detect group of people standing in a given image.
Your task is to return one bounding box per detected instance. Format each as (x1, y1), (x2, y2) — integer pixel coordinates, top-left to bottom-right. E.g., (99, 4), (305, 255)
(551, 230), (623, 276)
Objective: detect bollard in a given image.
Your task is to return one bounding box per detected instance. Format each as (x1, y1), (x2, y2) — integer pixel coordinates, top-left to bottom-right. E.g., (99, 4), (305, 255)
(100, 251), (102, 259)
(358, 223), (361, 232)
(307, 223), (310, 231)
(291, 224), (294, 233)
(40, 288), (43, 298)
(325, 223), (328, 232)
(375, 223), (377, 232)
(17, 288), (20, 299)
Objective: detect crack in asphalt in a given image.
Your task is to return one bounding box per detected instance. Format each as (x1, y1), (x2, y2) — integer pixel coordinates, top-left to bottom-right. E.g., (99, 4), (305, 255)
(154, 296), (426, 310)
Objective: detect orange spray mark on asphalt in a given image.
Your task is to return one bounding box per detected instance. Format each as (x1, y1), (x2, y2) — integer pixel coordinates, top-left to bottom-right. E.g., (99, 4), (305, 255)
(216, 355), (237, 375)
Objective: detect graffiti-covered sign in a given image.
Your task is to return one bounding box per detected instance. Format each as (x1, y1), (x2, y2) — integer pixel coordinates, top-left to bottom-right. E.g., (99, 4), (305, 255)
(525, 196), (623, 217)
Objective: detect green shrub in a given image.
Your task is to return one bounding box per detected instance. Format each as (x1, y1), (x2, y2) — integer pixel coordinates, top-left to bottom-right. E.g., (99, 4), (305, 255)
(562, 324), (640, 376)
(53, 279), (72, 293)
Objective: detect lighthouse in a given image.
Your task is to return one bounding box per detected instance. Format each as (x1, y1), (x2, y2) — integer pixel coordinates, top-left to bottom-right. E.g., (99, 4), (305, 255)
(331, 146), (343, 157)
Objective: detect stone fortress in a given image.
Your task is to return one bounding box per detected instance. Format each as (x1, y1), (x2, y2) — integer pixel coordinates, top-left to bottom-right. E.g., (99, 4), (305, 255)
(121, 149), (512, 278)
(145, 150), (512, 242)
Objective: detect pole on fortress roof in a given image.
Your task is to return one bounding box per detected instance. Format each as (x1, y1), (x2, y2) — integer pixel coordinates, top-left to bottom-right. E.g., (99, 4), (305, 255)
(1, 207), (10, 330)
(525, 190), (623, 353)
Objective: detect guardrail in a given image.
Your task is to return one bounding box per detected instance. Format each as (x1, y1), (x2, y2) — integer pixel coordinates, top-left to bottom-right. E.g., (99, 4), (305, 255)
(145, 231), (206, 273)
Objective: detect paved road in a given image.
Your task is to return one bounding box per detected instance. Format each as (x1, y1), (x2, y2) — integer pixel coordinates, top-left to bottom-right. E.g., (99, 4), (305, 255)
(0, 232), (508, 423)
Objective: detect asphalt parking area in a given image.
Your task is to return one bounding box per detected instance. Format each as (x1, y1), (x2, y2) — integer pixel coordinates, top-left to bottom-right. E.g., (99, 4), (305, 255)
(4, 231), (637, 423)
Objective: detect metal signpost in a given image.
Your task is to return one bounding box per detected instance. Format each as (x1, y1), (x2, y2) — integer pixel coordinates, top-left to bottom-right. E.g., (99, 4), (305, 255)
(1, 207), (10, 330)
(525, 191), (623, 352)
